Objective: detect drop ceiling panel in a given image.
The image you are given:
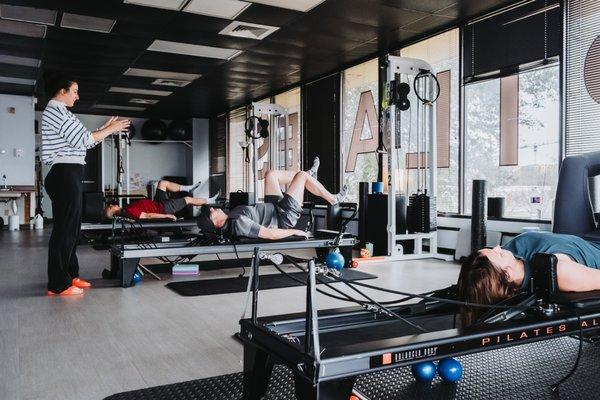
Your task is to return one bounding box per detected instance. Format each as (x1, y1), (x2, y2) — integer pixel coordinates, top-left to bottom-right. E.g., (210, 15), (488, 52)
(183, 0), (251, 20)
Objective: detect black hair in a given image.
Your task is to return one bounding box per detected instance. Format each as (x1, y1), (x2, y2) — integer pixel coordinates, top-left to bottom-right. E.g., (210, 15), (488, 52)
(197, 205), (217, 234)
(43, 69), (77, 98)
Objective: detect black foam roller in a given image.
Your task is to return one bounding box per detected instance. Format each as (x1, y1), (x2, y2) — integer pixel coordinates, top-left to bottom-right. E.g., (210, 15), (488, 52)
(358, 182), (369, 245)
(471, 180), (487, 253)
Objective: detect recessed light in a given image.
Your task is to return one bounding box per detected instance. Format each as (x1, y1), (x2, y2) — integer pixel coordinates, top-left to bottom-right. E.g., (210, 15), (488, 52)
(152, 78), (192, 87)
(0, 19), (46, 38)
(109, 86), (172, 96)
(0, 55), (41, 68)
(124, 68), (201, 81)
(0, 76), (36, 85)
(129, 98), (160, 104)
(93, 104), (146, 111)
(219, 21), (278, 40)
(147, 40), (242, 60)
(247, 0), (325, 12)
(183, 0), (250, 20)
(0, 4), (57, 25)
(124, 0), (187, 11)
(60, 13), (116, 33)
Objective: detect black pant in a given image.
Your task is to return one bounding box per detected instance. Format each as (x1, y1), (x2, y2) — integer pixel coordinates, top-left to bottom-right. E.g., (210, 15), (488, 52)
(45, 164), (84, 293)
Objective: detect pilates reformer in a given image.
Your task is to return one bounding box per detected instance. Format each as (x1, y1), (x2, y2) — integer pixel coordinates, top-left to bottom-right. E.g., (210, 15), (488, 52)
(106, 203), (359, 288)
(238, 252), (600, 400)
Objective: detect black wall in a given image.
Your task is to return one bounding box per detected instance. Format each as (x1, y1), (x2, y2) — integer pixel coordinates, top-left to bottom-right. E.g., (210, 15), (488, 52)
(302, 73), (341, 204)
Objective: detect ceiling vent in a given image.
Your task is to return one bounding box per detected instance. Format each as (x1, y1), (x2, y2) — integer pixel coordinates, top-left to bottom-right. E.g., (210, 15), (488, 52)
(219, 21), (278, 40)
(130, 98), (159, 104)
(152, 78), (192, 87)
(0, 4), (57, 25)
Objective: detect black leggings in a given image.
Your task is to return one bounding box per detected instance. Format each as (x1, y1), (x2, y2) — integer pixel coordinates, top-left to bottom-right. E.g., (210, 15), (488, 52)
(45, 163), (84, 293)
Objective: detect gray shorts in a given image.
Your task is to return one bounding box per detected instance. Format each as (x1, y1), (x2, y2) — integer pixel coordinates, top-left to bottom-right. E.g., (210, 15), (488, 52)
(154, 189), (187, 215)
(275, 194), (303, 229)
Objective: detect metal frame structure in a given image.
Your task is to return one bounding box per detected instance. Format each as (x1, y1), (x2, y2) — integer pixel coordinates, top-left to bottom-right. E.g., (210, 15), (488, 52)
(81, 219), (197, 231)
(250, 102), (289, 204)
(378, 55), (451, 262)
(109, 236), (356, 288)
(239, 261), (600, 400)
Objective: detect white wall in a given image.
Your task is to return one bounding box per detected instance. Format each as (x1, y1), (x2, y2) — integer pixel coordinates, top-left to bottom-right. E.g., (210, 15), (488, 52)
(0, 94), (36, 225)
(35, 111), (209, 218)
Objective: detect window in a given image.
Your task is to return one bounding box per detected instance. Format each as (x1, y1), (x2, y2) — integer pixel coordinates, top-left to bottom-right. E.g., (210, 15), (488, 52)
(274, 88), (301, 172)
(341, 59), (379, 204)
(227, 107), (249, 193)
(398, 29), (460, 213)
(463, 65), (560, 219)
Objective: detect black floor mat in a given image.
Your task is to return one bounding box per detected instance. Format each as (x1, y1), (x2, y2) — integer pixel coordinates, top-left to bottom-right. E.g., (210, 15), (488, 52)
(166, 268), (377, 296)
(105, 336), (600, 400)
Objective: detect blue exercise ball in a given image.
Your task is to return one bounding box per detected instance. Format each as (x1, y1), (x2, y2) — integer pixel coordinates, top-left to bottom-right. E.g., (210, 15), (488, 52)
(437, 358), (462, 382)
(325, 251), (345, 270)
(411, 361), (437, 382)
(132, 271), (142, 285)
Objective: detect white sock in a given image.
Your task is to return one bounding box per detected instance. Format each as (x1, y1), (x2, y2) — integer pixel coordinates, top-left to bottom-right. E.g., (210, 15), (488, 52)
(333, 184), (348, 205)
(308, 156), (320, 178)
(181, 181), (201, 192)
(208, 190), (221, 204)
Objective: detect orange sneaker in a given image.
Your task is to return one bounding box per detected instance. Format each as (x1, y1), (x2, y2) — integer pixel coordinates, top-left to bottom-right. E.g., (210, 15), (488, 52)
(72, 278), (92, 289)
(47, 286), (84, 296)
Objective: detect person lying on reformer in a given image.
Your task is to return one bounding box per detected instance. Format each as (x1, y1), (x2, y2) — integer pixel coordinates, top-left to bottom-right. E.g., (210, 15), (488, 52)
(104, 179), (220, 220)
(457, 231), (600, 326)
(196, 157), (348, 240)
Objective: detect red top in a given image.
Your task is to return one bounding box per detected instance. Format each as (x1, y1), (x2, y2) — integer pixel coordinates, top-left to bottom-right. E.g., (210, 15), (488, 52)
(125, 199), (164, 219)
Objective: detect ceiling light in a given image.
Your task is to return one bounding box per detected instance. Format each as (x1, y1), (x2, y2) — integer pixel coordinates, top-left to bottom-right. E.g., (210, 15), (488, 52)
(60, 13), (116, 33)
(152, 78), (191, 87)
(123, 0), (187, 11)
(93, 104), (146, 111)
(0, 4), (57, 25)
(109, 86), (172, 96)
(0, 19), (46, 38)
(124, 68), (200, 81)
(219, 21), (278, 40)
(129, 98), (160, 104)
(147, 40), (242, 60)
(0, 76), (36, 85)
(0, 55), (41, 68)
(183, 0), (250, 20)
(247, 0), (325, 12)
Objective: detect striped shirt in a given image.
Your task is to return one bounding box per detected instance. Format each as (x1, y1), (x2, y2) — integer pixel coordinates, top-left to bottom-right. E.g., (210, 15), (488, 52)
(41, 99), (96, 165)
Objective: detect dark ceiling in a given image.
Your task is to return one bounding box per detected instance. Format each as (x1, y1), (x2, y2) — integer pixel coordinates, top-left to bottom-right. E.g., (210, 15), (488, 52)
(0, 0), (518, 119)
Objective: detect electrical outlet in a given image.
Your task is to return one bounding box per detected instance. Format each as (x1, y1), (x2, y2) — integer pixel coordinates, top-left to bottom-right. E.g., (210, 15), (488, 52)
(14, 148), (23, 158)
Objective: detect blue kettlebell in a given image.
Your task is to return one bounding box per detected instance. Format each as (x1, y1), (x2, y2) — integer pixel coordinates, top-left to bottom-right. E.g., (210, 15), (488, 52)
(437, 358), (463, 382)
(132, 271), (142, 285)
(325, 251), (345, 270)
(411, 361), (437, 382)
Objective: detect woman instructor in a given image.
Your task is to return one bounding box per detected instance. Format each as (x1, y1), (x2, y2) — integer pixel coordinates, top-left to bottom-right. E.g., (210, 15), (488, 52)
(42, 70), (130, 295)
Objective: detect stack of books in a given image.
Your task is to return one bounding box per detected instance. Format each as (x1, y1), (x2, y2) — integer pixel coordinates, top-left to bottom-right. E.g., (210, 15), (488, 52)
(172, 263), (199, 276)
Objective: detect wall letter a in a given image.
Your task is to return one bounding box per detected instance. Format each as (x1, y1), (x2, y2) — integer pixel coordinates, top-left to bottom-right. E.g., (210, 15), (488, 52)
(345, 90), (379, 172)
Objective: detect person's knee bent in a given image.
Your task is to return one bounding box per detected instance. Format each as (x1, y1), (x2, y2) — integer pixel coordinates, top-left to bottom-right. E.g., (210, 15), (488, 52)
(265, 169), (277, 181)
(184, 196), (192, 205)
(294, 170), (309, 181)
(157, 180), (168, 190)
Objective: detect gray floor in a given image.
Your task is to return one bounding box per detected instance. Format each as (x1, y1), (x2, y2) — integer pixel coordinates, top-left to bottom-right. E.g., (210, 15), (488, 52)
(0, 228), (460, 400)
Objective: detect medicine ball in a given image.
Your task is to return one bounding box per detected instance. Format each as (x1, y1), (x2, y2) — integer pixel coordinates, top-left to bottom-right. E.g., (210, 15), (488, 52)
(167, 120), (192, 141)
(125, 123), (136, 140)
(141, 119), (167, 143)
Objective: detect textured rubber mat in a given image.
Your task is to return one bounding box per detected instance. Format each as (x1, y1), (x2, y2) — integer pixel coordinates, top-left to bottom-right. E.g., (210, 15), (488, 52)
(166, 269), (377, 296)
(105, 336), (600, 400)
